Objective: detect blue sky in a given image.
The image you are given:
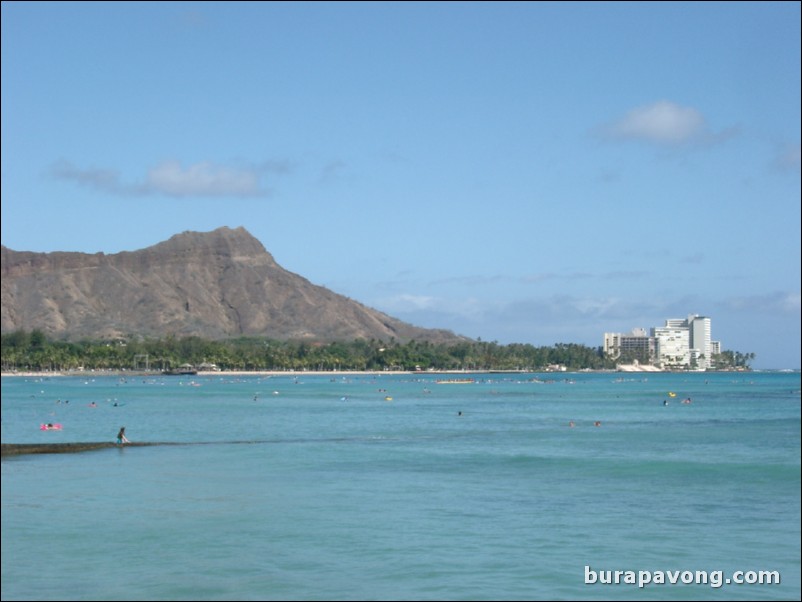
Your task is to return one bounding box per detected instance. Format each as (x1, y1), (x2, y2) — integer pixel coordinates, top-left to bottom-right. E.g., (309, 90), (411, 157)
(2, 1), (800, 369)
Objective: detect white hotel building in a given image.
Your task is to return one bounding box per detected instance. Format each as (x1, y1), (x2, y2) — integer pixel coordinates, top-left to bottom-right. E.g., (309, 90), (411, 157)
(604, 314), (720, 370)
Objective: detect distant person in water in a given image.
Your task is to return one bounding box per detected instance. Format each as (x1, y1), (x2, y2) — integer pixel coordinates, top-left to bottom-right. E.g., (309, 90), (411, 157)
(117, 427), (130, 445)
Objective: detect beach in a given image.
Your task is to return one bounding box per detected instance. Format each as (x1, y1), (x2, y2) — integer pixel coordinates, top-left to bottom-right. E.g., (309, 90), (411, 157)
(1, 369), (474, 378)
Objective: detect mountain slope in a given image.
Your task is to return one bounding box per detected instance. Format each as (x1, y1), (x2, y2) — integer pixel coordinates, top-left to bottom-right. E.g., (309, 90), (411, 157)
(1, 226), (466, 343)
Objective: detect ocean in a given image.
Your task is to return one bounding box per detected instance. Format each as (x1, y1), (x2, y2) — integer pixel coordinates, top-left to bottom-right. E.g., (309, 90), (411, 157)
(2, 371), (800, 601)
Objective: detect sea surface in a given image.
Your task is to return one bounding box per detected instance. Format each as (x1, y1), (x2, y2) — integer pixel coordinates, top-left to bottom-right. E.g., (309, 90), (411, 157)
(2, 371), (800, 601)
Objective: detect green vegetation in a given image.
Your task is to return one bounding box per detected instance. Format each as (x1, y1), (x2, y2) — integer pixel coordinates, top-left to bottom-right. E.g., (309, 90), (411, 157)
(1, 330), (753, 373)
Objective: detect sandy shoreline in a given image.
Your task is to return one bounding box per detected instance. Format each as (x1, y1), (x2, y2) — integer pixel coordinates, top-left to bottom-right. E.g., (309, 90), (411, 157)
(1, 369), (550, 378)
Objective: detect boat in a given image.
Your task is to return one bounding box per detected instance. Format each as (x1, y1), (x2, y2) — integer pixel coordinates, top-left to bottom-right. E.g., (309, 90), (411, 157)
(435, 378), (475, 384)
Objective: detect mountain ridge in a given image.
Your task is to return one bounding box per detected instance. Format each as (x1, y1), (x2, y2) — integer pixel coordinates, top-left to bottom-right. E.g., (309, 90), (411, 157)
(1, 227), (467, 344)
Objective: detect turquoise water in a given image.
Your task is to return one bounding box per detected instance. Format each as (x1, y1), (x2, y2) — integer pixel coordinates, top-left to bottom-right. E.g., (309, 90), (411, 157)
(2, 371), (800, 601)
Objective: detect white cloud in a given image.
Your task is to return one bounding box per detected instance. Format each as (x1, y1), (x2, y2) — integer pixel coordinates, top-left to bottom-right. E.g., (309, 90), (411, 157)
(376, 292), (675, 345)
(380, 292), (662, 328)
(782, 292), (802, 312)
(51, 159), (281, 198)
(722, 291), (802, 314)
(146, 161), (262, 197)
(376, 293), (485, 319)
(49, 160), (129, 193)
(522, 270), (646, 284)
(379, 293), (438, 312)
(602, 100), (706, 144)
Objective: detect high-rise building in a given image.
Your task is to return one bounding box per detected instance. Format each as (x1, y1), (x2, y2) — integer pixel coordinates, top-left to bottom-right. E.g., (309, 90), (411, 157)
(688, 315), (712, 369)
(605, 314), (721, 370)
(652, 324), (691, 367)
(603, 328), (654, 364)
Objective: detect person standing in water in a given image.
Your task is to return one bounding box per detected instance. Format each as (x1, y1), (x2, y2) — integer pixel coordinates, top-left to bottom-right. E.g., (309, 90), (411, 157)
(117, 427), (130, 445)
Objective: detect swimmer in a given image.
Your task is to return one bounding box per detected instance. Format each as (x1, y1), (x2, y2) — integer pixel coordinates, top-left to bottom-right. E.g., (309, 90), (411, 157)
(594, 421), (602, 427)
(568, 421), (575, 427)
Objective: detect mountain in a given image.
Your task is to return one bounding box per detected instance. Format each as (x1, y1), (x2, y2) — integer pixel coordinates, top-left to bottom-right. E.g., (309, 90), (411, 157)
(1, 226), (467, 344)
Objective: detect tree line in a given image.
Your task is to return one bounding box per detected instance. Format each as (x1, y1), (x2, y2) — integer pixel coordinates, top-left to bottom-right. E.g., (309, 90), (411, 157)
(0, 330), (753, 373)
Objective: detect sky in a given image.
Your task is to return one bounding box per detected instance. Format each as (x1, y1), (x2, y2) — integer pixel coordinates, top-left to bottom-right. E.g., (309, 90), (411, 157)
(2, 2), (800, 369)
